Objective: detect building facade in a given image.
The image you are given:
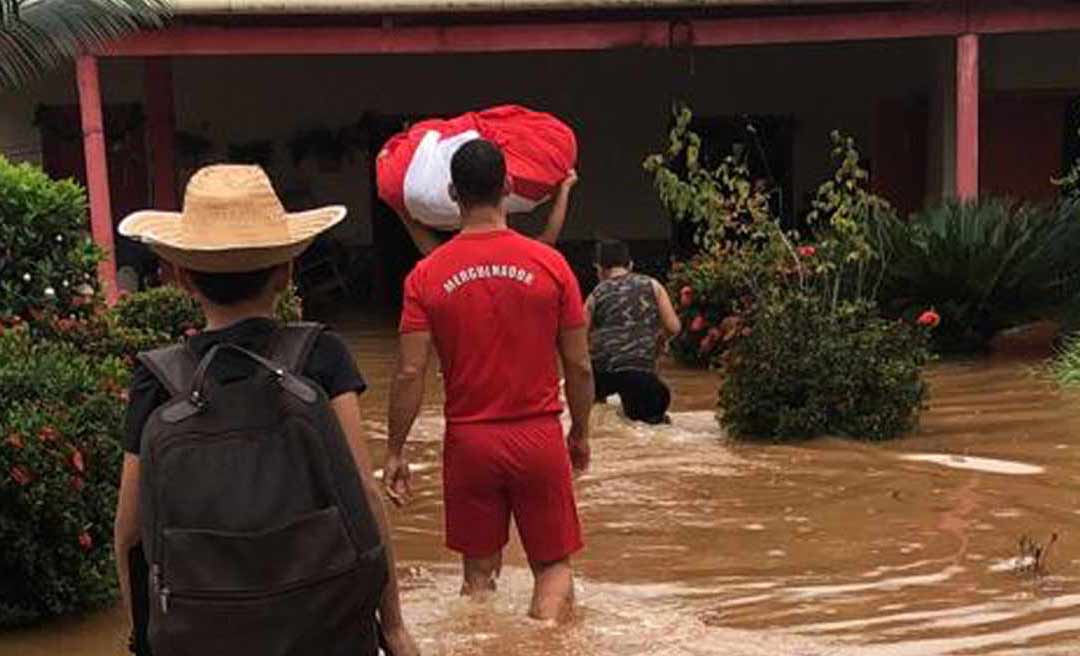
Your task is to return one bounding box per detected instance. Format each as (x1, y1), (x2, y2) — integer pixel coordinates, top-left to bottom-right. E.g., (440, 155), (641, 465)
(1, 0), (1078, 303)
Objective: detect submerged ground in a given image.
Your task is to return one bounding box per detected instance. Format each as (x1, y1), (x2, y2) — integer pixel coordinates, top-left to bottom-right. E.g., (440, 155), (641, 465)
(3, 316), (1079, 655)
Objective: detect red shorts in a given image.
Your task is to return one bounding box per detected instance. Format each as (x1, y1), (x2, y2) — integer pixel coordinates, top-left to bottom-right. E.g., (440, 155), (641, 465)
(443, 415), (583, 563)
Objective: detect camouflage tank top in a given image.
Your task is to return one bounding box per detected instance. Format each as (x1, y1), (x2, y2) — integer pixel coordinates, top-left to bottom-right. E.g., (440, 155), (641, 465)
(588, 273), (660, 373)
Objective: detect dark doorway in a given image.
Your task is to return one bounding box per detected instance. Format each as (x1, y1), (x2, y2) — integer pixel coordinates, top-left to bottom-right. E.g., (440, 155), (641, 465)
(871, 96), (929, 219)
(670, 114), (796, 260)
(981, 92), (1069, 204)
(36, 103), (153, 276)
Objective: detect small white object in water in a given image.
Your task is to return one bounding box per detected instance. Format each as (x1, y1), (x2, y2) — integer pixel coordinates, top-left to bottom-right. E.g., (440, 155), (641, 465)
(990, 556), (1036, 573)
(373, 462), (435, 480)
(899, 453), (1044, 476)
(743, 523), (766, 531)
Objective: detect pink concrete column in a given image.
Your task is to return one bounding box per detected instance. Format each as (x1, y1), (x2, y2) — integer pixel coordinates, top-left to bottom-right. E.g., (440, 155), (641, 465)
(956, 33), (980, 200)
(145, 58), (179, 211)
(76, 55), (118, 304)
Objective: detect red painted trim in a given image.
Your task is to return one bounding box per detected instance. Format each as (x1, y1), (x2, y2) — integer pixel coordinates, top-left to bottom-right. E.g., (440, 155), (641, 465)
(970, 5), (1080, 35)
(956, 33), (979, 201)
(145, 58), (179, 211)
(102, 22), (668, 56)
(98, 3), (1080, 58)
(689, 9), (960, 47)
(76, 56), (119, 304)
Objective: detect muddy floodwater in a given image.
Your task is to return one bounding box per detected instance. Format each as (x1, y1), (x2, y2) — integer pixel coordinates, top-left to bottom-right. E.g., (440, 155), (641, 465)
(4, 317), (1080, 655)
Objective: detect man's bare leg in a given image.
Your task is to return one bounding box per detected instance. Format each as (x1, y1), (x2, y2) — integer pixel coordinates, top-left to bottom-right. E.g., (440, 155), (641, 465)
(528, 558), (575, 621)
(462, 551), (503, 598)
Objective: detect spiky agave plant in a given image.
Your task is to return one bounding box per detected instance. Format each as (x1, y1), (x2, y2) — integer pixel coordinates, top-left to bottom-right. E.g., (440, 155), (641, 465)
(0, 0), (170, 90)
(879, 197), (1080, 353)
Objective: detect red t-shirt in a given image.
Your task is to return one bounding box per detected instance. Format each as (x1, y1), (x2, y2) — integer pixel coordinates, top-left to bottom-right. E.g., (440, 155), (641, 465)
(400, 229), (586, 425)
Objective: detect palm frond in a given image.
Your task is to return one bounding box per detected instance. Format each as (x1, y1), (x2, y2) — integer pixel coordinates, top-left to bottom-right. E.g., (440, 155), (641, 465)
(0, 0), (171, 90)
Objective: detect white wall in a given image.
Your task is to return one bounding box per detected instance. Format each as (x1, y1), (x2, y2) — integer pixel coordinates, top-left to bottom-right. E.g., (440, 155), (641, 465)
(0, 72), (72, 166)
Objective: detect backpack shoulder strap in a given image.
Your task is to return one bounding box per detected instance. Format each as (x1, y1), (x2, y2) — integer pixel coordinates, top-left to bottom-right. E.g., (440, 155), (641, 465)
(137, 343), (198, 398)
(269, 322), (326, 373)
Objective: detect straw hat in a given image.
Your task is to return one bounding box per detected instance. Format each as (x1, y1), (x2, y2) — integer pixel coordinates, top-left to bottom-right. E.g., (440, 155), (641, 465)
(118, 165), (346, 273)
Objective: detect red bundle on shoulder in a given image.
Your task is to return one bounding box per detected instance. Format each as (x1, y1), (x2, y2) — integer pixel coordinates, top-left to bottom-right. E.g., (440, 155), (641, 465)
(377, 105), (577, 230)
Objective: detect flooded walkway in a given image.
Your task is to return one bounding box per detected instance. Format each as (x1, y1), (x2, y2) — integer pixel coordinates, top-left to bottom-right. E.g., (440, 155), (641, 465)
(4, 317), (1080, 655)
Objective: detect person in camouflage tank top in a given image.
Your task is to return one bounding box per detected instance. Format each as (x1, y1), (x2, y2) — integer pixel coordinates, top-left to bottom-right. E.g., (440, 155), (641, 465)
(585, 240), (682, 424)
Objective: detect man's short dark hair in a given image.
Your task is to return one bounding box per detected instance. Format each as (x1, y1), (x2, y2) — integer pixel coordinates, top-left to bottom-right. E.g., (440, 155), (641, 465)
(187, 266), (277, 306)
(595, 239), (631, 269)
(450, 139), (507, 208)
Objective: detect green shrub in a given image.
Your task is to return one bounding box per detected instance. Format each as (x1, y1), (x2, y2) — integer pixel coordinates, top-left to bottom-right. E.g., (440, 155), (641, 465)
(113, 285), (203, 340)
(719, 294), (932, 441)
(34, 309), (162, 363)
(879, 198), (1080, 354)
(114, 283), (305, 343)
(0, 322), (127, 626)
(646, 107), (793, 368)
(1047, 332), (1080, 388)
(646, 107), (933, 440)
(665, 257), (750, 366)
(0, 156), (101, 320)
(274, 283), (304, 323)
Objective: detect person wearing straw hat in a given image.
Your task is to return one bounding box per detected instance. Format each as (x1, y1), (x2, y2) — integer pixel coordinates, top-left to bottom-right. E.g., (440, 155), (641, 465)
(112, 165), (418, 656)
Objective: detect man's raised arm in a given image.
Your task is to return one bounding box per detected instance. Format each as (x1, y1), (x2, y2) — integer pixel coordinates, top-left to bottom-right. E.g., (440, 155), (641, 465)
(537, 170), (578, 246)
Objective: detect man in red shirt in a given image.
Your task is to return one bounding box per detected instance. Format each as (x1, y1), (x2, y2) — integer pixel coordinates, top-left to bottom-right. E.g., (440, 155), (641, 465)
(384, 139), (594, 621)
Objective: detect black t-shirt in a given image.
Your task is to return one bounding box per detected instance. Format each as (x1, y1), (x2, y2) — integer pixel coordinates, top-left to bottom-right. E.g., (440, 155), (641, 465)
(123, 318), (367, 455)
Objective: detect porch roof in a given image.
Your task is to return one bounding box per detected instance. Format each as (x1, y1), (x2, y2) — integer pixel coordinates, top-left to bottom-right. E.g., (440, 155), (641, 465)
(166, 0), (922, 15)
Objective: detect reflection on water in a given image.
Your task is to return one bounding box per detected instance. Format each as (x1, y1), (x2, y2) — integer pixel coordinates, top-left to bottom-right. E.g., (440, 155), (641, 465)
(4, 316), (1080, 655)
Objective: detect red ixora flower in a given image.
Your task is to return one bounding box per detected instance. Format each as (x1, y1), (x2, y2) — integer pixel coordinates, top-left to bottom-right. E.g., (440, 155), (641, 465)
(797, 245), (817, 258)
(917, 309), (941, 328)
(679, 286), (694, 308)
(38, 425), (58, 443)
(70, 450), (86, 474)
(690, 315), (708, 332)
(70, 476), (86, 493)
(5, 433), (24, 449)
(10, 465), (32, 486)
(78, 532), (93, 552)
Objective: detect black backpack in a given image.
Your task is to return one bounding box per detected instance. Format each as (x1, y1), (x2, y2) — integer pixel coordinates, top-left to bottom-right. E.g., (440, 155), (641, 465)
(136, 323), (387, 656)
